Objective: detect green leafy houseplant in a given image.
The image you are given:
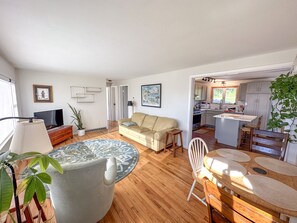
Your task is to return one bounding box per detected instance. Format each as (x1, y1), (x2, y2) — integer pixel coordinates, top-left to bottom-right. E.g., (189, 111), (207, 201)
(267, 73), (297, 142)
(0, 150), (63, 221)
(68, 104), (84, 130)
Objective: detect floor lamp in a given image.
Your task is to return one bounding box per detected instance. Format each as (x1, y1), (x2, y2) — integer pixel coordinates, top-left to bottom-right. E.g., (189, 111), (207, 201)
(127, 100), (134, 117)
(0, 117), (53, 223)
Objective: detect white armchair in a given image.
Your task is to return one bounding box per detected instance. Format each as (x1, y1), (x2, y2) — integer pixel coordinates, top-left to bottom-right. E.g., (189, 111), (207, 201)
(47, 157), (117, 223)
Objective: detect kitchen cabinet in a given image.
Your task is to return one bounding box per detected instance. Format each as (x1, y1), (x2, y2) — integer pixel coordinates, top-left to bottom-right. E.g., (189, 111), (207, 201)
(205, 110), (224, 127)
(246, 81), (271, 94)
(238, 83), (247, 101)
(201, 112), (206, 126)
(245, 93), (271, 130)
(194, 83), (207, 101)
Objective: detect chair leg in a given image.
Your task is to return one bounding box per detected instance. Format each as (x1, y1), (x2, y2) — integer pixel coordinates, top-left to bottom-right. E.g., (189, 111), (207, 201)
(187, 180), (207, 206)
(187, 180), (196, 201)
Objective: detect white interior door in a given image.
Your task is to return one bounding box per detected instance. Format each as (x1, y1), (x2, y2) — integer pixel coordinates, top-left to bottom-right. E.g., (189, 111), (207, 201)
(110, 86), (116, 121)
(119, 86), (128, 119)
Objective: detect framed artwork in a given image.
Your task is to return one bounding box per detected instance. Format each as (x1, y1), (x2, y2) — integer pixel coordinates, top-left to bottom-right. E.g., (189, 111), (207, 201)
(33, 85), (53, 103)
(141, 83), (161, 108)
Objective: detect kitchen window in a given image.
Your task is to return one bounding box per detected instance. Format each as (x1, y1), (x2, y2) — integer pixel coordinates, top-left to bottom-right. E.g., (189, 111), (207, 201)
(0, 78), (18, 148)
(211, 86), (238, 104)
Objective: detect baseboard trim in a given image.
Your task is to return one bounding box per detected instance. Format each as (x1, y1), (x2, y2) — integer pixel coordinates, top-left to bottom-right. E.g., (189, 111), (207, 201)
(86, 127), (107, 132)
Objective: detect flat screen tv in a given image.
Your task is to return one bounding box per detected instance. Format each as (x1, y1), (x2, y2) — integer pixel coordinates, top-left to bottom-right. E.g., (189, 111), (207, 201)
(34, 109), (64, 130)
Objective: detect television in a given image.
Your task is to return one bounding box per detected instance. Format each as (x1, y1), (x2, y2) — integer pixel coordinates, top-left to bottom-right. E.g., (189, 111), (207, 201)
(34, 109), (64, 130)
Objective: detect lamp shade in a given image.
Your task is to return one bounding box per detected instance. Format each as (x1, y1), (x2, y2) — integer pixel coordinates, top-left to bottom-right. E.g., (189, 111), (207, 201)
(9, 119), (53, 154)
(127, 101), (133, 106)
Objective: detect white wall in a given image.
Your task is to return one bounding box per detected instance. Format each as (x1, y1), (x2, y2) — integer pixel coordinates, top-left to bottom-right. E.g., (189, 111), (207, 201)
(117, 48), (297, 154)
(16, 70), (107, 132)
(0, 55), (15, 80)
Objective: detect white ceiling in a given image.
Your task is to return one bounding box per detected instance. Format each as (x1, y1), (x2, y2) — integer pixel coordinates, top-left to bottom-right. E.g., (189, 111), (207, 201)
(0, 0), (297, 80)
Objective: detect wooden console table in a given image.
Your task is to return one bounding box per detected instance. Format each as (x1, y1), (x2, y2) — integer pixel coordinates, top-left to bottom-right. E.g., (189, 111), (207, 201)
(48, 125), (73, 146)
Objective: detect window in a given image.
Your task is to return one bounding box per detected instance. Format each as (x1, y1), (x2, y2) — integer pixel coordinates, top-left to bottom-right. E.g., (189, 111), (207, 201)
(0, 79), (18, 148)
(211, 87), (238, 104)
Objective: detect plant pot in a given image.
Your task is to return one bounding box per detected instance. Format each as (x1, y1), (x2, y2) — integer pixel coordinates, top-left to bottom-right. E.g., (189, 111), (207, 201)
(77, 129), (85, 136)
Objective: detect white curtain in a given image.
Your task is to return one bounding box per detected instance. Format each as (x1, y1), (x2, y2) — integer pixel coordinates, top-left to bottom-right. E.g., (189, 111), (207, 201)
(0, 79), (18, 148)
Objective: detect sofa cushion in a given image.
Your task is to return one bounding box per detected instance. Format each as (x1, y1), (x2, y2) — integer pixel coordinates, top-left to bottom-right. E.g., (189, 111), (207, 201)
(141, 115), (158, 130)
(139, 131), (155, 142)
(153, 117), (178, 131)
(129, 126), (150, 133)
(122, 121), (137, 127)
(131, 112), (146, 126)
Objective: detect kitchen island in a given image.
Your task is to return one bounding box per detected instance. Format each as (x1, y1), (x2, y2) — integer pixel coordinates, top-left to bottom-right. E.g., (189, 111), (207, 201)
(213, 113), (257, 147)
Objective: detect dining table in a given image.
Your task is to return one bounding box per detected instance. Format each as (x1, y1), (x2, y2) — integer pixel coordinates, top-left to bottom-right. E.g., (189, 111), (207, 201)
(203, 148), (297, 223)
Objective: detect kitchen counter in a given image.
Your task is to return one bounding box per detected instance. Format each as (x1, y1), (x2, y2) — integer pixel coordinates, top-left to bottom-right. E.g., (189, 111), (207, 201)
(214, 113), (257, 147)
(213, 113), (256, 121)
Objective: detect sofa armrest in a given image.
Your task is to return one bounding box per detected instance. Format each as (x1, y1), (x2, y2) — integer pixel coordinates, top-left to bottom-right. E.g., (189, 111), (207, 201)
(118, 118), (132, 125)
(154, 128), (176, 140)
(104, 157), (117, 186)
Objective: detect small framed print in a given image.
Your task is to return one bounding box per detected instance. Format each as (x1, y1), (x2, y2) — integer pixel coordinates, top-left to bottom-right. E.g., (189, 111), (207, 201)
(33, 85), (53, 103)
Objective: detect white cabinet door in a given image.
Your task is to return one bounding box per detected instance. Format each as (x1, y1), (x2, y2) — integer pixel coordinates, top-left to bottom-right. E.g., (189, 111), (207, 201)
(246, 82), (259, 94)
(259, 82), (271, 94)
(247, 81), (271, 94)
(257, 94), (271, 130)
(195, 84), (207, 101)
(206, 112), (215, 126)
(245, 93), (271, 129)
(201, 86), (207, 101)
(239, 83), (247, 101)
(201, 113), (206, 126)
(245, 94), (258, 116)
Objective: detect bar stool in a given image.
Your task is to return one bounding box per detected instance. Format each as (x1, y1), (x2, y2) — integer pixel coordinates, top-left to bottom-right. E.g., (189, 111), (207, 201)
(165, 129), (183, 157)
(237, 115), (262, 149)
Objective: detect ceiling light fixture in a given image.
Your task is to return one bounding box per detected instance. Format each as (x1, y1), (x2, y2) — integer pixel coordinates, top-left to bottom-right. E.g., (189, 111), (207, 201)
(202, 77), (216, 83)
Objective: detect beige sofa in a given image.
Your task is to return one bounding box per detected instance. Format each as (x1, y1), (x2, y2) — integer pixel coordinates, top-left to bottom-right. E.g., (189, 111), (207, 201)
(118, 112), (178, 152)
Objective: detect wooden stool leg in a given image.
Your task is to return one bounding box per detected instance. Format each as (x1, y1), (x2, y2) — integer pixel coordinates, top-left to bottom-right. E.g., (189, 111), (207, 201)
(179, 133), (183, 153)
(164, 133), (169, 153)
(172, 134), (176, 157)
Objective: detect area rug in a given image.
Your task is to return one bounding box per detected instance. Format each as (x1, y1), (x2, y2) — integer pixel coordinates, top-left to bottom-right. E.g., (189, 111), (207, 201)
(194, 129), (209, 134)
(49, 139), (139, 182)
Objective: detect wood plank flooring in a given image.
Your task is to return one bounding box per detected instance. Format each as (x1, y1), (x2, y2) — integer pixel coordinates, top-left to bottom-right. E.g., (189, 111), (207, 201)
(52, 129), (209, 223)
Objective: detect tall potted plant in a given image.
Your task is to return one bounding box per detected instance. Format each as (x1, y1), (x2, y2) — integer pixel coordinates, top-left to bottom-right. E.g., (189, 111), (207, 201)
(267, 72), (297, 142)
(0, 151), (63, 222)
(68, 104), (85, 136)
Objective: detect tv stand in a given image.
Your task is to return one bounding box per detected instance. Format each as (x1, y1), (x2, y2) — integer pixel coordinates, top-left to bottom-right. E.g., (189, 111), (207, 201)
(48, 125), (73, 146)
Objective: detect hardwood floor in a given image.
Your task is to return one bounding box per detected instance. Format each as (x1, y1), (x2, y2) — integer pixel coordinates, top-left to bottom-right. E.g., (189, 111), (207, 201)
(52, 130), (209, 223)
(8, 125), (248, 223)
(192, 127), (250, 151)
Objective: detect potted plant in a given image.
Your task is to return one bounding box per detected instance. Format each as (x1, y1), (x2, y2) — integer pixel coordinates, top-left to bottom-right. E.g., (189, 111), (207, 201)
(0, 150), (63, 222)
(68, 104), (85, 136)
(267, 72), (297, 142)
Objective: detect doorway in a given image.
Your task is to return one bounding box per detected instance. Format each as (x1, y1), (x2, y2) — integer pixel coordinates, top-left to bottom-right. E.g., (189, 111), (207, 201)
(119, 86), (128, 119)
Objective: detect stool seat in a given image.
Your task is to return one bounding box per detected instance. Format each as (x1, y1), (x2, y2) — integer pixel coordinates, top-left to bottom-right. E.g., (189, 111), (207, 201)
(165, 129), (183, 157)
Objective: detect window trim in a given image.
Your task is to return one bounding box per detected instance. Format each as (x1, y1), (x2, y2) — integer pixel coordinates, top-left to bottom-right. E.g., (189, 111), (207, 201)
(211, 86), (239, 104)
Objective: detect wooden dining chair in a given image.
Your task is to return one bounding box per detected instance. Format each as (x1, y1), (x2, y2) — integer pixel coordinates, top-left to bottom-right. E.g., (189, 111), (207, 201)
(250, 129), (289, 160)
(187, 137), (209, 205)
(202, 177), (287, 223)
(237, 115), (262, 149)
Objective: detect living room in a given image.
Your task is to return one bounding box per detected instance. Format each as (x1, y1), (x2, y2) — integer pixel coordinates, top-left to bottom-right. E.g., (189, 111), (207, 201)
(1, 1), (297, 223)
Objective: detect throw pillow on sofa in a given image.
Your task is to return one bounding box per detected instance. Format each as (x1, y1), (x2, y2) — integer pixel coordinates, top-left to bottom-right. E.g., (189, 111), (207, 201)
(122, 121), (137, 127)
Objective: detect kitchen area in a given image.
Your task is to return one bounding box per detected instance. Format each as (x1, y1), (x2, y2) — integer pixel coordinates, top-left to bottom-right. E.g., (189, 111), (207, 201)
(192, 77), (272, 148)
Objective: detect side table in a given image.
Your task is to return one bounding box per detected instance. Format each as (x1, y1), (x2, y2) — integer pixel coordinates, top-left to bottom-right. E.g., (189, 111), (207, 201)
(165, 129), (183, 157)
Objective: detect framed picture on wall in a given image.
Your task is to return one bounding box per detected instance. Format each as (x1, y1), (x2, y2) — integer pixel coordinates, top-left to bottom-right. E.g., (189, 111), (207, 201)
(141, 83), (161, 108)
(33, 84), (53, 103)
